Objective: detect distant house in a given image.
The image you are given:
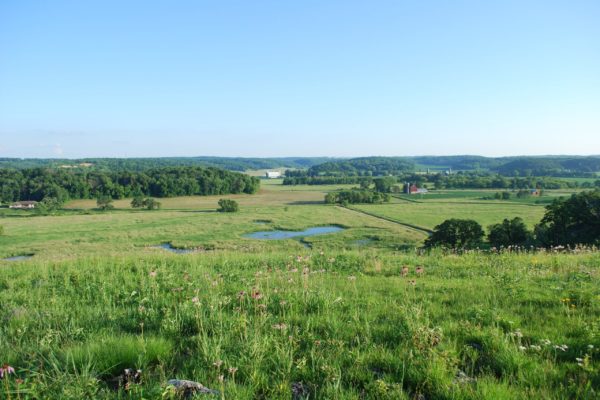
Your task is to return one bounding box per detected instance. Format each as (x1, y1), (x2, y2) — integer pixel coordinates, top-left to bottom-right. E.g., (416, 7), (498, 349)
(265, 171), (282, 179)
(530, 189), (541, 196)
(10, 201), (38, 209)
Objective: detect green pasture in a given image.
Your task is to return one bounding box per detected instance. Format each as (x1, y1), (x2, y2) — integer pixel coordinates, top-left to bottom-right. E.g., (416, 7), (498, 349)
(0, 204), (425, 260)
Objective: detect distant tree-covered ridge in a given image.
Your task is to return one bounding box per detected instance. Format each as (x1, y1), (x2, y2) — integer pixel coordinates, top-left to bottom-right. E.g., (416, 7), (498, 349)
(0, 166), (260, 203)
(0, 157), (335, 172)
(3, 155), (600, 178)
(286, 155), (600, 179)
(308, 157), (416, 176)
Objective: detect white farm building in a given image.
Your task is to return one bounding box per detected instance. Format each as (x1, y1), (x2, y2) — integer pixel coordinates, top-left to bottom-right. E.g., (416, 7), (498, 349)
(265, 171), (282, 179)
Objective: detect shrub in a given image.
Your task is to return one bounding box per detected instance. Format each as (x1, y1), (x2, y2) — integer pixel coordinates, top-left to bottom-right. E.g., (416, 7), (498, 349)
(96, 196), (114, 211)
(132, 197), (161, 210)
(218, 199), (239, 212)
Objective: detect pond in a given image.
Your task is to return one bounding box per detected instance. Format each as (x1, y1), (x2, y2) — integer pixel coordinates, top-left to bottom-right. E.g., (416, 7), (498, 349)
(244, 226), (344, 240)
(2, 254), (34, 261)
(153, 243), (195, 254)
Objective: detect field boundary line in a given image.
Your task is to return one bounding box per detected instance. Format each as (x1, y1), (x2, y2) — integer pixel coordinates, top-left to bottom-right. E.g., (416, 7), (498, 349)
(390, 194), (423, 203)
(339, 206), (433, 235)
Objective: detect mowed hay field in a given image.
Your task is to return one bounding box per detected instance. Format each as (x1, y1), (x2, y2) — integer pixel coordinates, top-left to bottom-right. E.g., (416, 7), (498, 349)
(352, 201), (546, 232)
(0, 251), (598, 399)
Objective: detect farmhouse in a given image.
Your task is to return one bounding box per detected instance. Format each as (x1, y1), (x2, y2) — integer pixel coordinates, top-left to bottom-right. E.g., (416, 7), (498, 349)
(9, 201), (38, 209)
(405, 183), (428, 195)
(265, 171), (282, 179)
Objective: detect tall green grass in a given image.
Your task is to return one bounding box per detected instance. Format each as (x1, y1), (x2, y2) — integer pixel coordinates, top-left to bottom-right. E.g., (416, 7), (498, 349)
(0, 250), (598, 398)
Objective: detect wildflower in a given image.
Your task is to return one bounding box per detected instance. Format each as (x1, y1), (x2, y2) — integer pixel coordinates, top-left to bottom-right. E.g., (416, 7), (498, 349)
(290, 268), (298, 273)
(415, 266), (424, 274)
(408, 280), (416, 286)
(183, 272), (190, 281)
(272, 323), (288, 330)
(279, 300), (287, 306)
(541, 339), (552, 346)
(511, 330), (523, 338)
(237, 291), (246, 299)
(518, 346), (527, 351)
(213, 360), (223, 368)
(554, 344), (568, 352)
(400, 266), (409, 276)
(348, 275), (356, 281)
(251, 290), (263, 300)
(314, 340), (321, 346)
(302, 267), (310, 275)
(0, 364), (15, 378)
(149, 271), (157, 278)
(328, 258), (335, 263)
(529, 345), (541, 351)
(228, 367), (238, 375)
(218, 375), (224, 383)
(191, 296), (200, 304)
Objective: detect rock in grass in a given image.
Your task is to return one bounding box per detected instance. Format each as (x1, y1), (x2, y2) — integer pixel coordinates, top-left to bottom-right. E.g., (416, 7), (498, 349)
(167, 379), (219, 396)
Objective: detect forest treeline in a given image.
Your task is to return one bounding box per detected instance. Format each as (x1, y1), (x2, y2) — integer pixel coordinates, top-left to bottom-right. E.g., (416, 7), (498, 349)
(0, 157), (333, 172)
(285, 171), (600, 190)
(0, 167), (260, 203)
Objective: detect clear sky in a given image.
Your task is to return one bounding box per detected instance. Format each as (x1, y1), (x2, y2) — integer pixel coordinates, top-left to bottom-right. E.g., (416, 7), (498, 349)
(1, 1), (599, 158)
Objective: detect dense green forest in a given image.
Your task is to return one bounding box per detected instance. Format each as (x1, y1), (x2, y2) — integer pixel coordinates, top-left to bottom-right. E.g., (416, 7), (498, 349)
(0, 167), (260, 203)
(307, 157), (416, 176)
(0, 157), (335, 172)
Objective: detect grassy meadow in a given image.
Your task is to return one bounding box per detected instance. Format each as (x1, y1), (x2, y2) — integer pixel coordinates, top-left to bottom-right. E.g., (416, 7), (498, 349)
(0, 182), (598, 399)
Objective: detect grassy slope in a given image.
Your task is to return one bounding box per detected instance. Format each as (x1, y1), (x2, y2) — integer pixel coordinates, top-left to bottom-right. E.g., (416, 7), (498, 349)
(0, 251), (598, 399)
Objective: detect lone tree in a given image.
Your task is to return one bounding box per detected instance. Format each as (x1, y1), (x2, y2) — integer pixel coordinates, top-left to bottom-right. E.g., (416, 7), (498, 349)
(217, 199), (239, 213)
(535, 190), (600, 246)
(488, 217), (531, 247)
(425, 219), (484, 249)
(97, 195), (114, 211)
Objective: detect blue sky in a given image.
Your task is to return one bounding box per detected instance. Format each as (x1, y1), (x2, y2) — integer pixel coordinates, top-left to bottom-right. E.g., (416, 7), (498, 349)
(1, 1), (599, 158)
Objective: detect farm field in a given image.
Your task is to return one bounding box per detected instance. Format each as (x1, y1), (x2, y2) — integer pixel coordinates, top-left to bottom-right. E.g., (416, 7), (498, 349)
(352, 201), (546, 232)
